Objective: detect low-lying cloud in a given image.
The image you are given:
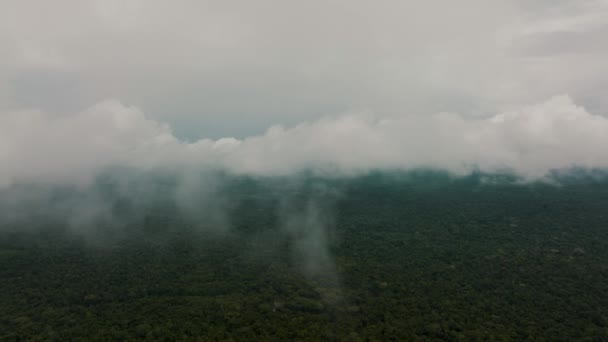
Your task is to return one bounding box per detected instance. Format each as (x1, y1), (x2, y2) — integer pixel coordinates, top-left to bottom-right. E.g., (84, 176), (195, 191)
(1, 94), (607, 188)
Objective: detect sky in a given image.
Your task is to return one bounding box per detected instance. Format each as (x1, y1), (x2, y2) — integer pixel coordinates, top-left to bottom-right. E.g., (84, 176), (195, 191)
(1, 0), (608, 186)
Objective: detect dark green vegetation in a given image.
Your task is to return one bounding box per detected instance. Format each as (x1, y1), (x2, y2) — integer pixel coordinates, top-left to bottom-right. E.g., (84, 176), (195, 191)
(1, 171), (608, 340)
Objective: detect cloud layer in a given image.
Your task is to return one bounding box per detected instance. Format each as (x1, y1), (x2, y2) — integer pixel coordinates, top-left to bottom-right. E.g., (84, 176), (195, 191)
(1, 95), (607, 188)
(2, 1), (608, 138)
(1, 1), (608, 186)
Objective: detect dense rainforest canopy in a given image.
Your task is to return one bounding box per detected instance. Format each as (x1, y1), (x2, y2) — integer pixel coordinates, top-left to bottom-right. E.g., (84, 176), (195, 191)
(1, 171), (607, 340)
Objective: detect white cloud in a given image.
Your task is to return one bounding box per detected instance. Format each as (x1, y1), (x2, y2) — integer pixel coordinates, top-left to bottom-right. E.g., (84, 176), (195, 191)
(0, 100), (176, 186)
(221, 95), (608, 179)
(1, 95), (607, 188)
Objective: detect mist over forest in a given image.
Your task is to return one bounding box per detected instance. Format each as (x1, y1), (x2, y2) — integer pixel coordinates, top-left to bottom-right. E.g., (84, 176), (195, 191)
(3, 0), (608, 340)
(2, 170), (608, 339)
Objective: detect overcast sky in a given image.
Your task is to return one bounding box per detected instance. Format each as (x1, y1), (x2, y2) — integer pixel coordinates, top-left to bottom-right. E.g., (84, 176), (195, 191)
(2, 0), (607, 138)
(1, 1), (608, 186)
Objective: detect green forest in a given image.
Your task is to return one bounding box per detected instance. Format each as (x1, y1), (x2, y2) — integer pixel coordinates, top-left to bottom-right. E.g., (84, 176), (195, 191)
(1, 171), (607, 340)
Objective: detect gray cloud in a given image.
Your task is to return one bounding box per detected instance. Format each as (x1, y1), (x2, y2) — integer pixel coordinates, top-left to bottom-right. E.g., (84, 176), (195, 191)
(2, 1), (607, 139)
